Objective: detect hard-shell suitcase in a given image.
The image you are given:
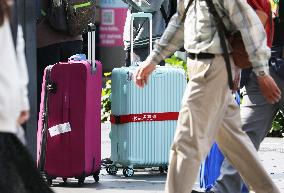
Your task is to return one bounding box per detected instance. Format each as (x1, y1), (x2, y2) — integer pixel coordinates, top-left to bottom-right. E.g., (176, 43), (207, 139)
(108, 12), (187, 177)
(37, 24), (102, 186)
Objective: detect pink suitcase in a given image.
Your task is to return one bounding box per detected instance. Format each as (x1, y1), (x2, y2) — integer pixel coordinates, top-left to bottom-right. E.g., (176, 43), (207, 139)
(37, 24), (102, 186)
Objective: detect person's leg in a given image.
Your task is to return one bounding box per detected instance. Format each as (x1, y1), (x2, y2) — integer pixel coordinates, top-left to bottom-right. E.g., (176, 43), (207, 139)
(37, 40), (82, 114)
(211, 70), (280, 193)
(59, 40), (83, 61)
(37, 44), (61, 114)
(165, 55), (235, 193)
(215, 93), (280, 193)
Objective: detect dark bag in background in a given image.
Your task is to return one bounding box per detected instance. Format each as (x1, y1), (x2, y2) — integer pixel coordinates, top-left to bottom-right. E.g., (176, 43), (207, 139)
(270, 46), (284, 80)
(46, 0), (96, 35)
(270, 57), (284, 79)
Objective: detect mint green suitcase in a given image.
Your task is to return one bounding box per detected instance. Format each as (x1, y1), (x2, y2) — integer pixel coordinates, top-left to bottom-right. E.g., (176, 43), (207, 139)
(109, 65), (186, 177)
(107, 12), (187, 177)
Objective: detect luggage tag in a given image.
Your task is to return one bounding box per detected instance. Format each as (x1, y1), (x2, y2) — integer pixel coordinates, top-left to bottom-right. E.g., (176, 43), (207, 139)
(48, 122), (72, 137)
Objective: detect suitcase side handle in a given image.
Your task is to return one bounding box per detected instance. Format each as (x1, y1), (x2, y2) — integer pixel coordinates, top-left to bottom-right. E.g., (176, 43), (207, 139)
(152, 71), (167, 78)
(130, 12), (153, 66)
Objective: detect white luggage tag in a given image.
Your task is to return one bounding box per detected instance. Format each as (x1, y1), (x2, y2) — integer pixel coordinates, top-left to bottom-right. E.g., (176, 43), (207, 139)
(48, 122), (72, 137)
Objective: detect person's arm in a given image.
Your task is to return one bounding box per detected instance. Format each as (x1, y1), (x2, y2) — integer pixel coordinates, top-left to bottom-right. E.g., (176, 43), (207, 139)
(147, 0), (188, 65)
(123, 0), (165, 12)
(135, 0), (186, 88)
(222, 0), (270, 75)
(222, 0), (281, 103)
(0, 19), (22, 131)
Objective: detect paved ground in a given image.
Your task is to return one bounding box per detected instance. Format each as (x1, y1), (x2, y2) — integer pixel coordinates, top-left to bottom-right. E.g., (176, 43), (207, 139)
(51, 123), (284, 193)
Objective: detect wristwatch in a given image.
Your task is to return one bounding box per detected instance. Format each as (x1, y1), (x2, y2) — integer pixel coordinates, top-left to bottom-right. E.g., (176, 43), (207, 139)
(256, 70), (269, 77)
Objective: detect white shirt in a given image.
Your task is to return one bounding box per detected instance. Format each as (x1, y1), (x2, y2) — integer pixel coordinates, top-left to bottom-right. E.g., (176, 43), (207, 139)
(0, 18), (29, 134)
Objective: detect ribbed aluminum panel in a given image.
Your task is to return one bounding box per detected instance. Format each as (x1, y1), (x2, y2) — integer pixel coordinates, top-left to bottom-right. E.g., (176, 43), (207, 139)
(110, 66), (187, 167)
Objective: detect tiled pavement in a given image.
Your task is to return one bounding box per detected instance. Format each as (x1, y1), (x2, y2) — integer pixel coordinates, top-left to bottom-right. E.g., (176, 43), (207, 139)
(52, 123), (284, 193)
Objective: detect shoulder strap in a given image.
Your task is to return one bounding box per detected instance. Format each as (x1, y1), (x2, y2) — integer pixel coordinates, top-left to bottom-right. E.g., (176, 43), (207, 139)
(205, 0), (234, 89)
(160, 5), (170, 26)
(205, 0), (230, 36)
(181, 0), (195, 23)
(160, 0), (178, 26)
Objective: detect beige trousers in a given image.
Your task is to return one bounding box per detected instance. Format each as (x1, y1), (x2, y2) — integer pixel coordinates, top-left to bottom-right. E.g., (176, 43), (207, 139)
(165, 55), (280, 193)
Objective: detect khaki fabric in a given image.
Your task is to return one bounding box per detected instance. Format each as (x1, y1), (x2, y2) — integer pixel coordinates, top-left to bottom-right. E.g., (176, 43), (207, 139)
(165, 55), (280, 193)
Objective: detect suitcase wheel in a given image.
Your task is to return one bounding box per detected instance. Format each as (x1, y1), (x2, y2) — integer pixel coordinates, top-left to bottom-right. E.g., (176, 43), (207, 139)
(93, 174), (99, 182)
(165, 165), (168, 173)
(108, 165), (118, 175)
(62, 178), (67, 183)
(46, 178), (52, 186)
(123, 167), (134, 177)
(159, 166), (165, 174)
(106, 165), (110, 174)
(78, 177), (85, 186)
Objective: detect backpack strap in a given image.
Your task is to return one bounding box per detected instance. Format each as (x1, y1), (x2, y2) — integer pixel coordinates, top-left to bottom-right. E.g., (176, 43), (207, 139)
(205, 0), (234, 90)
(160, 5), (170, 26)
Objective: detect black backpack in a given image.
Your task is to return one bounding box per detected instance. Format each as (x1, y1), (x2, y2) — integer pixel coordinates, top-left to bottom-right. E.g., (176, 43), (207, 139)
(46, 0), (96, 35)
(160, 0), (177, 26)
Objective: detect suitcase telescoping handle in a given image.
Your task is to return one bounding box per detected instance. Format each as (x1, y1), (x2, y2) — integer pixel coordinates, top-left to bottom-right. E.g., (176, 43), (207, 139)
(88, 23), (96, 74)
(130, 12), (153, 66)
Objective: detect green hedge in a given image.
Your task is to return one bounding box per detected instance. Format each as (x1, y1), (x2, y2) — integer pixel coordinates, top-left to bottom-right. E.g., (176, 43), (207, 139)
(101, 72), (111, 123)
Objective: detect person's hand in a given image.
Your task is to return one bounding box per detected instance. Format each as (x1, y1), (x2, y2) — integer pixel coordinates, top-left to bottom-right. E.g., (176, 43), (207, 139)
(17, 110), (30, 125)
(257, 75), (281, 104)
(134, 59), (156, 88)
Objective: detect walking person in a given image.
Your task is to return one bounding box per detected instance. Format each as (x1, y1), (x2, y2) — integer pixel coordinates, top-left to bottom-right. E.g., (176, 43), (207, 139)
(0, 1), (54, 192)
(134, 0), (281, 193)
(122, 0), (175, 66)
(194, 0), (284, 192)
